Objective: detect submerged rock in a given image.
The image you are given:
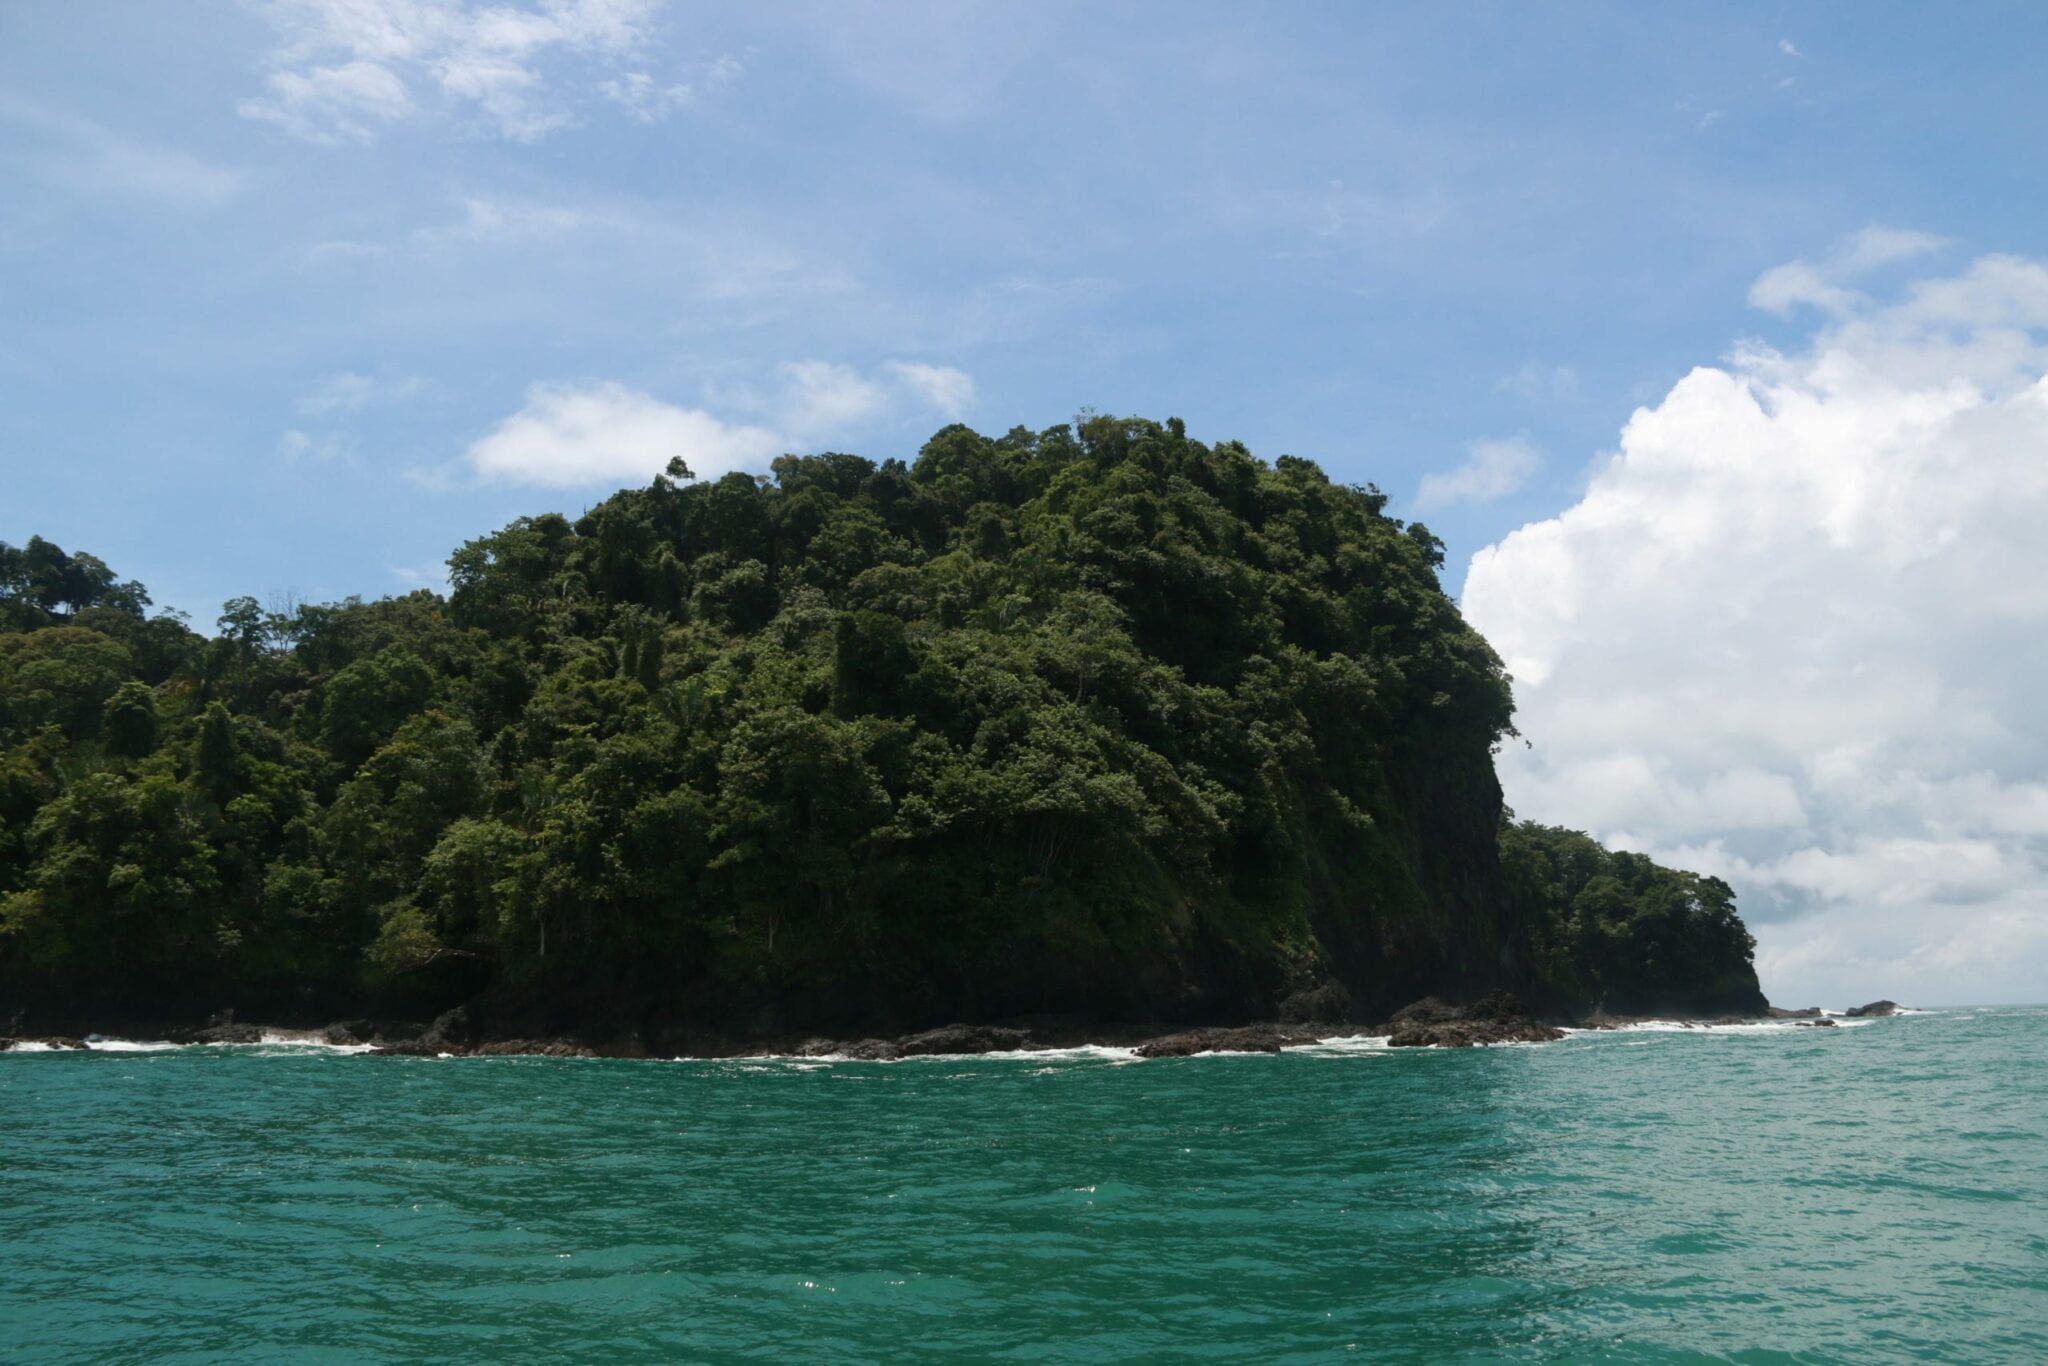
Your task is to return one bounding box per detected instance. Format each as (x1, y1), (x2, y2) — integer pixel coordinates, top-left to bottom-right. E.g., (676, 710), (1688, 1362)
(1795, 1019), (1838, 1028)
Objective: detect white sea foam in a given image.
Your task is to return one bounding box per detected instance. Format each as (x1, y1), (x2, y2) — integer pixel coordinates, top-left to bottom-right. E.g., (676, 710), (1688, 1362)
(1565, 1017), (1877, 1037)
(703, 1042), (1146, 1066)
(256, 1030), (378, 1054)
(1290, 1034), (1393, 1056)
(0, 1031), (380, 1056)
(971, 1044), (1142, 1064)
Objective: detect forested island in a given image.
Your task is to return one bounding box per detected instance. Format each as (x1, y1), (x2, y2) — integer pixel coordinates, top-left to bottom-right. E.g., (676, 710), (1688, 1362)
(1, 416), (1764, 1051)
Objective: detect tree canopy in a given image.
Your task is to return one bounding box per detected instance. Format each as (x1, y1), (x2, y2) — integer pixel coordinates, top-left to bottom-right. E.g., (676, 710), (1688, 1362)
(0, 417), (1759, 1030)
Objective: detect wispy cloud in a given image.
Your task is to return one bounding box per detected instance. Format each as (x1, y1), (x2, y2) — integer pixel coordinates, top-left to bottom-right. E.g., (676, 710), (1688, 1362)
(600, 53), (742, 123)
(239, 58), (413, 144)
(237, 0), (732, 143)
(297, 371), (425, 416)
(0, 92), (241, 210)
(304, 238), (387, 263)
(886, 361), (976, 419)
(775, 361), (888, 436)
(1675, 96), (1725, 135)
(1749, 224), (1947, 316)
(1495, 362), (1579, 403)
(279, 428), (351, 463)
(1414, 435), (1541, 509)
(388, 561), (453, 591)
(414, 195), (590, 244)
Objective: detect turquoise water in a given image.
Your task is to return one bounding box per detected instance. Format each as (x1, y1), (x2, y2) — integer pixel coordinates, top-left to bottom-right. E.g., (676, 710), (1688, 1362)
(3, 1010), (2044, 1363)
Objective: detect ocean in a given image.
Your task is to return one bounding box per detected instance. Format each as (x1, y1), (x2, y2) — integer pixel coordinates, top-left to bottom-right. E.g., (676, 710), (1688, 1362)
(3, 1008), (2043, 1362)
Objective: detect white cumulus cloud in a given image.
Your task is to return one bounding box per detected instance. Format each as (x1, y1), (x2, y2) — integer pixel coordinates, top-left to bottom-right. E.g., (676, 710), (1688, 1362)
(1463, 248), (2048, 1007)
(462, 357), (978, 488)
(1415, 435), (1541, 508)
(465, 380), (780, 487)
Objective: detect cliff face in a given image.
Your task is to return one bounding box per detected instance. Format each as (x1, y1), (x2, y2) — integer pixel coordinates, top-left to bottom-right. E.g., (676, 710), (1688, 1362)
(1, 417), (1753, 1036)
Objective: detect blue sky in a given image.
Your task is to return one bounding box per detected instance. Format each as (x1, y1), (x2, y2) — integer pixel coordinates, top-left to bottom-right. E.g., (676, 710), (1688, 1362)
(4, 1), (2036, 613)
(6, 1), (2048, 1003)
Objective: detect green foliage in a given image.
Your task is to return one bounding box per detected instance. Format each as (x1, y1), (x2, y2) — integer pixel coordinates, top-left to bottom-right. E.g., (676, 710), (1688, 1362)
(0, 535), (150, 627)
(1499, 819), (1764, 1014)
(102, 682), (159, 760)
(0, 416), (1760, 1027)
(317, 647), (437, 763)
(0, 628), (138, 744)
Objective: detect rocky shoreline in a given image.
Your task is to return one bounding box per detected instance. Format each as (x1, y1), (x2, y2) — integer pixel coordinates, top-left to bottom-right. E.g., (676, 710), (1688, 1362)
(0, 995), (1909, 1059)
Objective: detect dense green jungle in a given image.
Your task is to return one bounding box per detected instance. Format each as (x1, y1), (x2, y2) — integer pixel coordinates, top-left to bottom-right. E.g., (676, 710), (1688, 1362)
(0, 416), (1761, 1035)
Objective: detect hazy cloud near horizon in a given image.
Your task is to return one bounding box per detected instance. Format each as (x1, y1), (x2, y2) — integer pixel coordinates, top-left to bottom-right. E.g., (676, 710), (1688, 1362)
(1464, 246), (2048, 1008)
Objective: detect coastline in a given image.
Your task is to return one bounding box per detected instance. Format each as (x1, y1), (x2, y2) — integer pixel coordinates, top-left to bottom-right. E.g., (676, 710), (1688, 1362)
(0, 995), (1906, 1060)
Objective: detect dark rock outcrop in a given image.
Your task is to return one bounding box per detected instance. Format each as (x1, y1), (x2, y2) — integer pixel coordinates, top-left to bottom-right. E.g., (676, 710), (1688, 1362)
(898, 1024), (1031, 1055)
(1385, 991), (1565, 1048)
(1766, 1006), (1824, 1019)
(1134, 1024), (1323, 1058)
(1278, 981), (1353, 1025)
(795, 1037), (902, 1061)
(790, 1024), (1032, 1059)
(1845, 1000), (1899, 1017)
(1388, 996), (1463, 1025)
(165, 1022), (263, 1044)
(417, 1006), (477, 1049)
(471, 1040), (594, 1057)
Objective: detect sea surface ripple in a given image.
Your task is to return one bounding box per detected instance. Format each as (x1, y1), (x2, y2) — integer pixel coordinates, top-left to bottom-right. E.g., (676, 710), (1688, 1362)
(3, 1008), (2044, 1362)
